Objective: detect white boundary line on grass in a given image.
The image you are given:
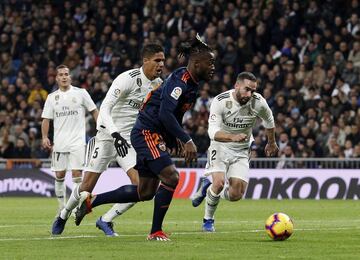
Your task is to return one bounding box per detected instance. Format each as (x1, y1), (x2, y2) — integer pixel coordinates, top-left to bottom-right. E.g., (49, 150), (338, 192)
(0, 226), (359, 242)
(2, 219), (360, 228)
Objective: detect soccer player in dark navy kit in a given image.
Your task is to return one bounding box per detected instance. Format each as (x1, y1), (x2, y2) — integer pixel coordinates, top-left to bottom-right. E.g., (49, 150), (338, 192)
(75, 35), (215, 241)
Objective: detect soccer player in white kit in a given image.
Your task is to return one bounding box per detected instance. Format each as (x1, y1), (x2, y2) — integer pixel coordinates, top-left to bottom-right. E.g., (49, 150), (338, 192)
(192, 72), (279, 232)
(52, 43), (165, 236)
(41, 64), (98, 215)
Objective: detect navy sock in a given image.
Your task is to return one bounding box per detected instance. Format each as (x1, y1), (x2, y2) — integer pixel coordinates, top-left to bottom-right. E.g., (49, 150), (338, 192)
(151, 184), (175, 234)
(92, 185), (140, 208)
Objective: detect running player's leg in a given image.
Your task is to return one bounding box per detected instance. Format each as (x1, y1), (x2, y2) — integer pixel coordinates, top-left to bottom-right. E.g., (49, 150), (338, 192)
(88, 159), (159, 210)
(202, 146), (227, 231)
(147, 157), (178, 237)
(52, 137), (112, 234)
(96, 152), (139, 236)
(203, 172), (225, 232)
(59, 144), (92, 220)
(71, 137), (119, 225)
(88, 127), (163, 210)
(131, 129), (178, 239)
(101, 148), (138, 223)
(76, 141), (155, 225)
(220, 158), (249, 201)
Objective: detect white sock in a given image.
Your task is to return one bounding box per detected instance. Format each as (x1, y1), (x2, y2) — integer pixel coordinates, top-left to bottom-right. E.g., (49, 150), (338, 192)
(55, 178), (66, 209)
(220, 186), (230, 201)
(204, 185), (220, 220)
(60, 185), (80, 220)
(102, 203), (136, 222)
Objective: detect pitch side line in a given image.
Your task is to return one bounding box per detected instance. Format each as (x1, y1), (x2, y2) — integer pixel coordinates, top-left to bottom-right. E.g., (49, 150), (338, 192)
(1, 227), (360, 242)
(2, 219), (360, 229)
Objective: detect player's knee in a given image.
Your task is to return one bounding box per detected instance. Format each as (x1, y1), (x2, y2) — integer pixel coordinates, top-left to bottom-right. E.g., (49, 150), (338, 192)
(229, 189), (245, 201)
(139, 190), (156, 201)
(162, 170), (179, 188)
(212, 179), (225, 194)
(170, 170), (179, 187)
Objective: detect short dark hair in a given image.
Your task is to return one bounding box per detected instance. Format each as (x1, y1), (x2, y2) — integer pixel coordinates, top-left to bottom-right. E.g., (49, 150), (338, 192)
(236, 72), (257, 82)
(56, 64), (69, 72)
(178, 33), (213, 59)
(141, 43), (164, 58)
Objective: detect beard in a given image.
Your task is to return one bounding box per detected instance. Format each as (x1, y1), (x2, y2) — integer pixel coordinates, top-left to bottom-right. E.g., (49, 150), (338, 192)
(237, 94), (250, 105)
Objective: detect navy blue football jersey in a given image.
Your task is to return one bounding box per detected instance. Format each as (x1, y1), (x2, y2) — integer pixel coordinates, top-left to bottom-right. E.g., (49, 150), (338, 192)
(136, 67), (199, 144)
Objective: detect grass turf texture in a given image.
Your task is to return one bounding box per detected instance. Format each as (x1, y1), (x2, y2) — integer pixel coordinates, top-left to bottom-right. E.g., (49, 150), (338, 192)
(0, 198), (359, 259)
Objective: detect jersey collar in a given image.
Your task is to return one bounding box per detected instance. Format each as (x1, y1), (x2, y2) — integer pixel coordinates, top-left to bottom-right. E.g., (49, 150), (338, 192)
(140, 67), (152, 85)
(59, 85), (73, 93)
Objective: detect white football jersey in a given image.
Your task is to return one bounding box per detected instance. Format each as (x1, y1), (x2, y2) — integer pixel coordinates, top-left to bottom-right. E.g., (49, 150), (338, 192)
(208, 89), (275, 152)
(96, 67), (162, 141)
(42, 86), (97, 152)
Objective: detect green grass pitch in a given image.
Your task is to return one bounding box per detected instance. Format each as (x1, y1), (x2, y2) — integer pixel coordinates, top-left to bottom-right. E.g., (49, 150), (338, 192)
(0, 198), (359, 259)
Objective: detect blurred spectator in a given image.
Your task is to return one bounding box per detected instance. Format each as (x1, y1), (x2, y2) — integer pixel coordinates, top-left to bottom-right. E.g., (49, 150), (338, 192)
(191, 125), (210, 157)
(0, 0), (358, 162)
(348, 41), (360, 68)
(344, 140), (354, 158)
(0, 128), (15, 158)
(193, 87), (213, 112)
(276, 145), (295, 169)
(27, 83), (48, 105)
(12, 138), (31, 158)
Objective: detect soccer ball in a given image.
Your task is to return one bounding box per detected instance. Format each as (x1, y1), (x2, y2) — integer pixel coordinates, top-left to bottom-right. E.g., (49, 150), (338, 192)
(265, 213), (294, 241)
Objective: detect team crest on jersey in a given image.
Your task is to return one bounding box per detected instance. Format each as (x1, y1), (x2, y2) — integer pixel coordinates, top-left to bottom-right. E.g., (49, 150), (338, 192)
(210, 114), (216, 121)
(137, 78), (142, 87)
(114, 89), (121, 97)
(158, 142), (166, 151)
(170, 87), (182, 100)
(226, 101), (232, 109)
(55, 95), (59, 101)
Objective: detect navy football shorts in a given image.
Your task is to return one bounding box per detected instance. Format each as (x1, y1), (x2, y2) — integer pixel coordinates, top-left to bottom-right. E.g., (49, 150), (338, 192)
(131, 127), (173, 178)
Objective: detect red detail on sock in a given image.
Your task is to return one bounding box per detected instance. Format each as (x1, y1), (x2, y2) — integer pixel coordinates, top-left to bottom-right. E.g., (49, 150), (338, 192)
(160, 183), (175, 192)
(86, 195), (93, 213)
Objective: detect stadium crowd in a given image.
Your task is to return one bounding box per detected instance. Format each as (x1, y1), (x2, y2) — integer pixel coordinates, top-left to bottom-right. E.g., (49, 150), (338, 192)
(0, 0), (359, 163)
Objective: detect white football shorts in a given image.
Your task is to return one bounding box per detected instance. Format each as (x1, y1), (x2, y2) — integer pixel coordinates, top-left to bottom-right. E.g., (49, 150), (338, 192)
(51, 145), (85, 172)
(204, 144), (250, 182)
(84, 134), (136, 173)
